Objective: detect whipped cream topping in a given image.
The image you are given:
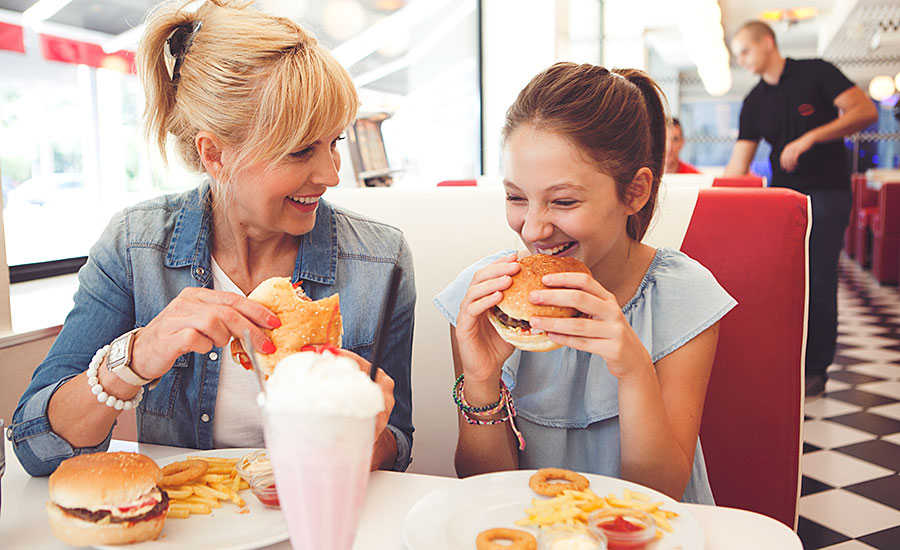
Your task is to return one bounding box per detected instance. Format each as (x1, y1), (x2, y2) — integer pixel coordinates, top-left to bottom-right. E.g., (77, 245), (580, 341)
(265, 351), (384, 417)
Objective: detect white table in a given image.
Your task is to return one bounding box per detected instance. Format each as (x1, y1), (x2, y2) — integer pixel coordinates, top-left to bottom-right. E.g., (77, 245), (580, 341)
(1, 439), (802, 549)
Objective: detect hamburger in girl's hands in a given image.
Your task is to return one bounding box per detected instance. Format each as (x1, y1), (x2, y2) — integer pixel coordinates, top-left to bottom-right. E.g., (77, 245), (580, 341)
(230, 277), (343, 376)
(488, 254), (592, 352)
(47, 452), (169, 546)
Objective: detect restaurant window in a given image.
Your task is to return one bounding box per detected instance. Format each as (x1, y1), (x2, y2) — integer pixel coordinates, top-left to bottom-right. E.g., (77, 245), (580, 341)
(1, 43), (197, 282)
(2, 0), (483, 282)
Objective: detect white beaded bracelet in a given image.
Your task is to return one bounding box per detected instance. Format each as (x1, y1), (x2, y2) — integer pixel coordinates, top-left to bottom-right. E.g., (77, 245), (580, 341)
(86, 345), (144, 411)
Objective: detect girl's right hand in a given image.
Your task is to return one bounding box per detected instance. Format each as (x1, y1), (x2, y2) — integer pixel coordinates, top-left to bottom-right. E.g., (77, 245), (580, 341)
(455, 253), (520, 384)
(130, 287), (281, 382)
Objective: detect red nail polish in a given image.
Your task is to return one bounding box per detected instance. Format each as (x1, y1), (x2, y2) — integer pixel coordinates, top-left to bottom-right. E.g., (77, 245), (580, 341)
(269, 316), (282, 328)
(261, 340), (276, 354)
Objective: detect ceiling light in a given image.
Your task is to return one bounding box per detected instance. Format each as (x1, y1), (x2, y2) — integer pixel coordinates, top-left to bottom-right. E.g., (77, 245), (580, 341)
(759, 7), (818, 24)
(869, 75), (896, 101)
(895, 71), (900, 91)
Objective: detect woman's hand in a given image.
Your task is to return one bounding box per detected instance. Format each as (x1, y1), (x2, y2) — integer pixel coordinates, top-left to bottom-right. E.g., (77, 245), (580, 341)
(332, 349), (396, 440)
(454, 254), (521, 384)
(131, 287), (281, 381)
(529, 272), (652, 379)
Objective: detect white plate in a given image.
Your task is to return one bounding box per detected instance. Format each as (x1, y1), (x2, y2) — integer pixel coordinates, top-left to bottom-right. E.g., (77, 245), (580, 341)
(95, 448), (288, 550)
(402, 470), (704, 550)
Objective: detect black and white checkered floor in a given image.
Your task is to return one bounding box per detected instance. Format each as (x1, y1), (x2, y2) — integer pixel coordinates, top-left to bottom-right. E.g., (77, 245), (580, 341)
(797, 256), (900, 549)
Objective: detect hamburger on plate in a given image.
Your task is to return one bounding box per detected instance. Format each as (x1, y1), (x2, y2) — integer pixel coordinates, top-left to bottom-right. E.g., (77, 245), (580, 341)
(47, 452), (169, 546)
(488, 254), (592, 352)
(230, 277), (343, 377)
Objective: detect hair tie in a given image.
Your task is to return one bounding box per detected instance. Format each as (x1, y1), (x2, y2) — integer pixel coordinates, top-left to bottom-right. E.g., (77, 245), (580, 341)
(167, 20), (203, 88)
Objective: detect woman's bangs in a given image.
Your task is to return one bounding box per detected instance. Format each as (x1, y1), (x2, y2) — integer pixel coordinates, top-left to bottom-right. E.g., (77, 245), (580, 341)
(250, 47), (359, 167)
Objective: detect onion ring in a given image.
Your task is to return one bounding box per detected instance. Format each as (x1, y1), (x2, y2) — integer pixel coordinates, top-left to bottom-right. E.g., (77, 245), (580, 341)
(475, 528), (537, 550)
(528, 467), (589, 497)
(160, 459), (208, 488)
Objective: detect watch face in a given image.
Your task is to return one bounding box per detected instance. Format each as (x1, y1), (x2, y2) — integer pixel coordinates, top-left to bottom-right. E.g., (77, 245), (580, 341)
(109, 336), (128, 365)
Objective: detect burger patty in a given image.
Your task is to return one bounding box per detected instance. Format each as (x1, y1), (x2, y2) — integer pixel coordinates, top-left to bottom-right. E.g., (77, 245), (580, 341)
(61, 489), (169, 524)
(492, 307), (531, 330)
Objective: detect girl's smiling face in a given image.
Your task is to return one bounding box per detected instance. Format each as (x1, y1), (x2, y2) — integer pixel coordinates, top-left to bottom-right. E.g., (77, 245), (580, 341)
(503, 124), (642, 275)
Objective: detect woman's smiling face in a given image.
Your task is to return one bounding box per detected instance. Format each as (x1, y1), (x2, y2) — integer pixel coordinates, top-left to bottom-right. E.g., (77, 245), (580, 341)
(503, 124), (634, 273)
(224, 130), (345, 237)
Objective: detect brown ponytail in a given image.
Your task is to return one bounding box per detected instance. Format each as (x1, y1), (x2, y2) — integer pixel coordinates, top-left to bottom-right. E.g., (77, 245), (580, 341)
(503, 62), (668, 241)
(612, 68), (667, 241)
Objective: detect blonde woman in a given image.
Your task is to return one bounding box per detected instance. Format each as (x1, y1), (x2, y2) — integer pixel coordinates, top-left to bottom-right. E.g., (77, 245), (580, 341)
(11, 0), (414, 476)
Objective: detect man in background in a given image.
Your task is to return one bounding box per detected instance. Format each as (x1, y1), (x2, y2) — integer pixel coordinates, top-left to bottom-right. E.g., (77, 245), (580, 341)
(724, 20), (877, 396)
(665, 118), (701, 174)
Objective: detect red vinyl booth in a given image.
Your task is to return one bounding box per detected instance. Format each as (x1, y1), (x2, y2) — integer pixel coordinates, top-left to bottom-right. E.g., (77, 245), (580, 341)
(436, 179), (477, 187)
(684, 188), (808, 530)
(851, 175), (879, 266)
(712, 175), (765, 188)
(844, 173), (867, 257)
(871, 181), (900, 284)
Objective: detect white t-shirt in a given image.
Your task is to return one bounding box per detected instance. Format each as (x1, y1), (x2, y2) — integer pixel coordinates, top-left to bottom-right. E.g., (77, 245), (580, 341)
(210, 258), (265, 448)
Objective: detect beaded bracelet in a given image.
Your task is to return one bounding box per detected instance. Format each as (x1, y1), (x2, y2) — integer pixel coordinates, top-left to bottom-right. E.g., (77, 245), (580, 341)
(453, 374), (526, 450)
(86, 345), (144, 411)
(451, 373), (503, 414)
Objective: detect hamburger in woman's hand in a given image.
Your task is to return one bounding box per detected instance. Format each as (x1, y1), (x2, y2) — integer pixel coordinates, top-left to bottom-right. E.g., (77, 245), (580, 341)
(47, 452), (169, 546)
(230, 277), (343, 376)
(488, 254), (591, 352)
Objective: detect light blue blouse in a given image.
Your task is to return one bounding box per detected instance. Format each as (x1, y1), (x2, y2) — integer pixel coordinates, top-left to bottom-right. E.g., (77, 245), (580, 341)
(434, 248), (737, 504)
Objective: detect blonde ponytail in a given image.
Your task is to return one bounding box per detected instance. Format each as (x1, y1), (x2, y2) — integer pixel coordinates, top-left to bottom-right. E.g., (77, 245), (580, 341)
(136, 0), (359, 187)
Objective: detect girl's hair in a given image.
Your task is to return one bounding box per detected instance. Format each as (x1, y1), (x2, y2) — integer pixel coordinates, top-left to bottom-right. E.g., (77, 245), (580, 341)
(136, 0), (359, 196)
(502, 62), (667, 241)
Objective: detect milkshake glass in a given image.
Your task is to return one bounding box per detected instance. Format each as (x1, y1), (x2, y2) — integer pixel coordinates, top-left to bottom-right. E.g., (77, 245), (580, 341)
(261, 351), (384, 550)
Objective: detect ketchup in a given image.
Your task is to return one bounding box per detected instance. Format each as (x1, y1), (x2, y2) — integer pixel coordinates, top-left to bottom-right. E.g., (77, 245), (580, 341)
(603, 516), (644, 533)
(594, 515), (653, 550)
(253, 482), (280, 507)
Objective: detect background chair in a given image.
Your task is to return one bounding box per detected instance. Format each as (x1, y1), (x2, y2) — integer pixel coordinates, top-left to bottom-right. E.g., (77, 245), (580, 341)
(871, 181), (900, 285)
(851, 175), (879, 267)
(712, 175), (765, 188)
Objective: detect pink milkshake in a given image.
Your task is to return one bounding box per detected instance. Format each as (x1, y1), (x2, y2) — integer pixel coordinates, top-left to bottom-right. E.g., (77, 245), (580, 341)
(262, 351), (384, 550)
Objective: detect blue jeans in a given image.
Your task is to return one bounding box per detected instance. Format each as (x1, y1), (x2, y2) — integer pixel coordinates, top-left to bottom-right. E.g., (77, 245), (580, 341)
(806, 188), (852, 378)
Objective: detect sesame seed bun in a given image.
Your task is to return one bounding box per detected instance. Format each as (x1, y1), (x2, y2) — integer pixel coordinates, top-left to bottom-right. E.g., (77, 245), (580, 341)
(47, 452), (166, 546)
(239, 277), (343, 376)
(48, 452), (161, 509)
(488, 254), (591, 352)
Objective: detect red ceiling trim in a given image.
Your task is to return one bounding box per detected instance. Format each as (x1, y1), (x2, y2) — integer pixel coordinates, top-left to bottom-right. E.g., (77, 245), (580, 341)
(38, 33), (136, 74)
(0, 21), (25, 54)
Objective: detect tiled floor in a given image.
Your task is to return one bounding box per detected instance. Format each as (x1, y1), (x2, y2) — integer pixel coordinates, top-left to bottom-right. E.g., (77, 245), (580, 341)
(799, 256), (900, 549)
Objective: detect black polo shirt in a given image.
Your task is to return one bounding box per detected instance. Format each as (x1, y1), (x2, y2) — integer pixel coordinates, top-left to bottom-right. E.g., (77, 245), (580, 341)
(737, 58), (855, 191)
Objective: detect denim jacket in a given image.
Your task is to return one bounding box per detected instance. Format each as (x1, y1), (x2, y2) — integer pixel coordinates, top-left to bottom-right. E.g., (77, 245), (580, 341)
(9, 182), (415, 476)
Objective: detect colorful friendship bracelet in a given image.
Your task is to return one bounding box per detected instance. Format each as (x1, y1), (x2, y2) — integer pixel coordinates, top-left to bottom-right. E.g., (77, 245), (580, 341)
(451, 373), (502, 413)
(453, 373), (526, 450)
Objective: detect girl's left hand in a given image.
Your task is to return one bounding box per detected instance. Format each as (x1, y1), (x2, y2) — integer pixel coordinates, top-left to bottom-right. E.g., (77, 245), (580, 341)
(529, 272), (652, 379)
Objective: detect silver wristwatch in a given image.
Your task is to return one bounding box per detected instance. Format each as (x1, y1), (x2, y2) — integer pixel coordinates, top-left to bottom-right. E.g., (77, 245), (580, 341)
(107, 329), (153, 386)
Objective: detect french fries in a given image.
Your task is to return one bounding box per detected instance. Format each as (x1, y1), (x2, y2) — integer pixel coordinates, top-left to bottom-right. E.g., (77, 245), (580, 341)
(516, 487), (679, 538)
(163, 456), (250, 519)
